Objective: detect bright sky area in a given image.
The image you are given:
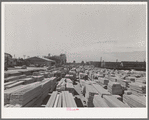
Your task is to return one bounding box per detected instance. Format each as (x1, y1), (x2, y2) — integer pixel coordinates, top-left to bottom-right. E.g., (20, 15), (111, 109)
(4, 3), (146, 62)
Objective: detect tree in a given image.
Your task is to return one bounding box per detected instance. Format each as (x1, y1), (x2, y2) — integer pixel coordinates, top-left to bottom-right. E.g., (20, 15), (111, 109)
(73, 60), (76, 63)
(81, 61), (84, 65)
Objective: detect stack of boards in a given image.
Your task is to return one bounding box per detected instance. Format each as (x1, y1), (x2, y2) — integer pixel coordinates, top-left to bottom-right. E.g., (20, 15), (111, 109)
(97, 77), (109, 86)
(56, 78), (74, 94)
(85, 84), (98, 107)
(46, 91), (77, 107)
(4, 77), (57, 107)
(123, 94), (146, 107)
(129, 82), (146, 96)
(107, 82), (123, 95)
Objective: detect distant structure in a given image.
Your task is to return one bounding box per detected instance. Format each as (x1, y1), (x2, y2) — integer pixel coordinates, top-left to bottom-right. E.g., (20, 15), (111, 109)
(25, 56), (55, 66)
(44, 53), (67, 66)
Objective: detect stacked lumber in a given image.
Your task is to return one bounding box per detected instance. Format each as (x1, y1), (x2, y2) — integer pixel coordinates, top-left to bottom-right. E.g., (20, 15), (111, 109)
(85, 84), (98, 107)
(4, 74), (26, 82)
(129, 82), (146, 96)
(46, 91), (77, 107)
(5, 81), (24, 89)
(62, 91), (77, 107)
(108, 82), (123, 95)
(5, 71), (22, 78)
(97, 77), (109, 86)
(93, 95), (109, 107)
(49, 77), (57, 93)
(79, 73), (88, 80)
(10, 82), (42, 107)
(126, 77), (136, 82)
(135, 77), (146, 84)
(56, 78), (66, 92)
(103, 95), (130, 107)
(32, 75), (44, 81)
(92, 84), (111, 97)
(123, 94), (146, 107)
(33, 72), (39, 76)
(39, 71), (49, 78)
(4, 85), (28, 105)
(4, 80), (19, 90)
(66, 82), (74, 95)
(46, 91), (58, 107)
(65, 74), (74, 81)
(19, 77), (35, 85)
(41, 78), (54, 101)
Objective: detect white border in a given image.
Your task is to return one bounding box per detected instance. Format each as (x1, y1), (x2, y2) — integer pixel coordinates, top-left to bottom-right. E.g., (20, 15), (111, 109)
(1, 2), (148, 118)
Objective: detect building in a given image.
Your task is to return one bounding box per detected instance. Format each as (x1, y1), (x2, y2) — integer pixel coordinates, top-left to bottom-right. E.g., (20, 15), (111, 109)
(44, 53), (67, 65)
(25, 56), (56, 66)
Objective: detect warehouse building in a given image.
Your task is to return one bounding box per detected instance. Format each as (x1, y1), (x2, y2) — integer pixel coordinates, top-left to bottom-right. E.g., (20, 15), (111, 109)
(25, 56), (56, 66)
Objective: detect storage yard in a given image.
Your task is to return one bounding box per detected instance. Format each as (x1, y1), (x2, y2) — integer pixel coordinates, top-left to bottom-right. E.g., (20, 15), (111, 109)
(4, 65), (146, 108)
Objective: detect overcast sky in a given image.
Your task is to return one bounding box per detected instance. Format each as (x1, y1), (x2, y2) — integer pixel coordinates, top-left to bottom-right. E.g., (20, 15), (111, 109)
(4, 3), (146, 62)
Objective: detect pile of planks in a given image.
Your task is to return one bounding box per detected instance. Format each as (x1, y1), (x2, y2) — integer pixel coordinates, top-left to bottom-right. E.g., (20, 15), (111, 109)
(92, 84), (111, 97)
(9, 82), (42, 107)
(103, 95), (130, 107)
(79, 73), (88, 80)
(4, 74), (26, 83)
(93, 95), (109, 107)
(66, 82), (74, 95)
(56, 78), (66, 92)
(107, 82), (123, 95)
(65, 74), (74, 81)
(32, 75), (44, 81)
(129, 82), (146, 96)
(123, 94), (146, 107)
(135, 77), (146, 84)
(126, 77), (136, 82)
(46, 91), (77, 107)
(85, 84), (98, 107)
(41, 77), (55, 101)
(97, 77), (109, 86)
(19, 77), (35, 85)
(39, 71), (50, 78)
(5, 81), (24, 90)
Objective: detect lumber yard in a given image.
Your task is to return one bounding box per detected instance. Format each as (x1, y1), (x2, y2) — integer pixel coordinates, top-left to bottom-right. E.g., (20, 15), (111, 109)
(4, 65), (146, 108)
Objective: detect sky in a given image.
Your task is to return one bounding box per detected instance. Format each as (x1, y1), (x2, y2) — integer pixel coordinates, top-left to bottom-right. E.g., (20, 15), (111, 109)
(4, 3), (147, 62)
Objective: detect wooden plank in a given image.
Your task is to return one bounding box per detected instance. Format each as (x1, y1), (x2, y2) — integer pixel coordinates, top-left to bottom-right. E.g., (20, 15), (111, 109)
(57, 93), (62, 107)
(5, 81), (24, 89)
(46, 91), (58, 107)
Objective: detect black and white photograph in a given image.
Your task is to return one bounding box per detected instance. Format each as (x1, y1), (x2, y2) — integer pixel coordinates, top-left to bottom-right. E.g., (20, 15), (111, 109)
(1, 2), (147, 118)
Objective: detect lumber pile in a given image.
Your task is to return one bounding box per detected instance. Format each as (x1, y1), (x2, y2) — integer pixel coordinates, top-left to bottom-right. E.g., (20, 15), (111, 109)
(66, 82), (74, 95)
(126, 77), (136, 82)
(103, 95), (130, 107)
(49, 77), (57, 92)
(4, 85), (28, 105)
(4, 74), (26, 83)
(19, 77), (35, 85)
(93, 95), (109, 107)
(5, 81), (24, 89)
(4, 80), (19, 90)
(129, 82), (146, 96)
(32, 75), (44, 81)
(123, 94), (146, 107)
(85, 84), (98, 107)
(56, 78), (66, 92)
(92, 84), (111, 97)
(108, 82), (123, 95)
(41, 78), (55, 101)
(79, 73), (88, 80)
(46, 91), (77, 107)
(65, 74), (74, 81)
(135, 77), (146, 84)
(9, 82), (42, 107)
(39, 71), (49, 78)
(97, 77), (109, 86)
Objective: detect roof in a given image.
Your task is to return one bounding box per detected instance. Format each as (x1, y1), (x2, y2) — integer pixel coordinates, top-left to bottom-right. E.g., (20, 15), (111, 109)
(26, 56), (56, 63)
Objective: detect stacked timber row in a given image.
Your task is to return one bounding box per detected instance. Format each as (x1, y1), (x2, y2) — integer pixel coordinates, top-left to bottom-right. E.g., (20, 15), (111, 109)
(46, 91), (77, 107)
(84, 84), (98, 107)
(107, 82), (123, 95)
(129, 82), (146, 96)
(123, 94), (146, 107)
(4, 77), (57, 107)
(56, 78), (74, 94)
